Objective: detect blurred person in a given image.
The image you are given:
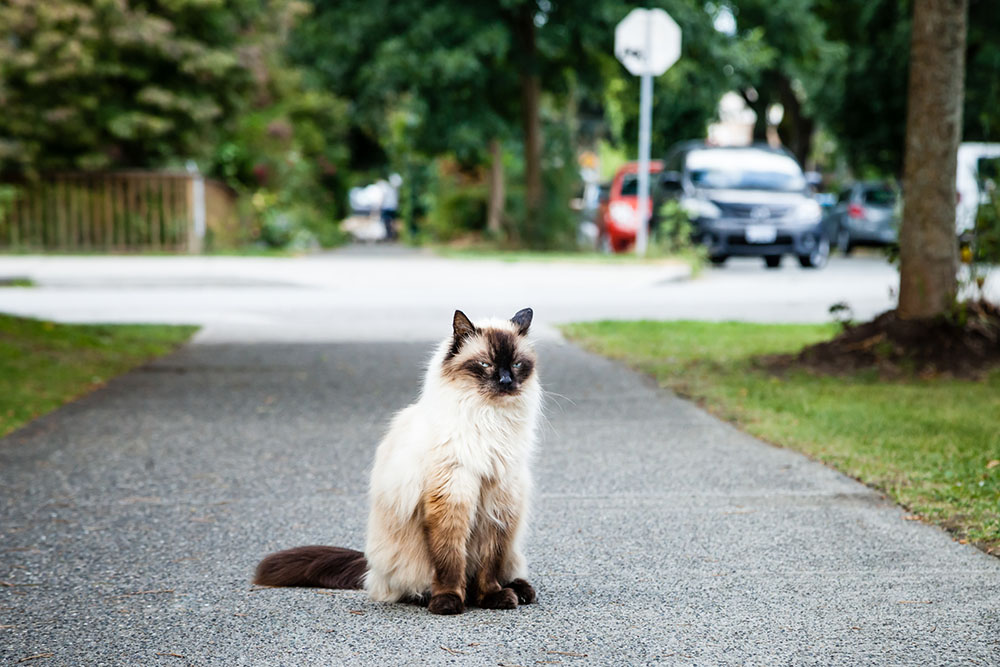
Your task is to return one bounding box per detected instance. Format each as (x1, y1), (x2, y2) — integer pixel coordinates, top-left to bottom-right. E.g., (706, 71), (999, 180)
(377, 174), (402, 241)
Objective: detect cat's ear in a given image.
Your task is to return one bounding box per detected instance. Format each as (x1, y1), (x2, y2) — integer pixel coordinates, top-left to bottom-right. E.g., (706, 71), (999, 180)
(511, 308), (533, 336)
(452, 310), (477, 342)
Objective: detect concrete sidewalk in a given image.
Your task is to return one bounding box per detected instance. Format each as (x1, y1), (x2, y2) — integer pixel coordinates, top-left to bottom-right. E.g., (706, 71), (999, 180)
(2, 338), (998, 665)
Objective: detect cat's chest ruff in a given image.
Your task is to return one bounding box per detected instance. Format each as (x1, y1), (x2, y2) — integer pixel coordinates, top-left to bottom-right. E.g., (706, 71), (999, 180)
(455, 420), (526, 455)
(440, 412), (529, 475)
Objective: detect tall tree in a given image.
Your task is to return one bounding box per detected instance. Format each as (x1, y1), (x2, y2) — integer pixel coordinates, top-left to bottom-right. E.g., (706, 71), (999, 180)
(897, 0), (967, 319)
(722, 0), (844, 166)
(815, 0), (997, 177)
(0, 0), (266, 174)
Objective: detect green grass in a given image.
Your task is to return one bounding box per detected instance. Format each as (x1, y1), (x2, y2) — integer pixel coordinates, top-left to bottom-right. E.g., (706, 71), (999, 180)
(433, 245), (700, 267)
(0, 247), (298, 257)
(0, 315), (198, 438)
(0, 277), (35, 287)
(561, 320), (1000, 555)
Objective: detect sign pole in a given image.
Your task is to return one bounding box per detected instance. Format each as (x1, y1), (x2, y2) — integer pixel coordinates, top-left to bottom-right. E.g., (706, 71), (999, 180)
(636, 71), (652, 256)
(614, 7), (681, 256)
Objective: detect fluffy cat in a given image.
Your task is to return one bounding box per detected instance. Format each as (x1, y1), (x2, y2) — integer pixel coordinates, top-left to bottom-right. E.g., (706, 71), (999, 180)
(254, 308), (542, 615)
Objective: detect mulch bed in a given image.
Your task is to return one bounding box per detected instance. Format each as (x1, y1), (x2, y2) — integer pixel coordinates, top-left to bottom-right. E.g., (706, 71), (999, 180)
(763, 300), (1000, 379)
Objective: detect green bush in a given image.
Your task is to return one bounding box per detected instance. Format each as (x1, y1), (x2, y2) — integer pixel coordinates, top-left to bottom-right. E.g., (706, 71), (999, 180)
(423, 162), (489, 242)
(973, 189), (1000, 264)
(653, 199), (696, 254)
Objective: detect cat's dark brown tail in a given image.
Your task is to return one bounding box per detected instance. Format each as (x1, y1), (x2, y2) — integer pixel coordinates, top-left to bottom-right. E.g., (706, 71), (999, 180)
(253, 546), (367, 590)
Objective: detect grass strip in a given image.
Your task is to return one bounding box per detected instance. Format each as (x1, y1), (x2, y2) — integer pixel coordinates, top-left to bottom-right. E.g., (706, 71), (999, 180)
(432, 245), (699, 266)
(0, 314), (197, 438)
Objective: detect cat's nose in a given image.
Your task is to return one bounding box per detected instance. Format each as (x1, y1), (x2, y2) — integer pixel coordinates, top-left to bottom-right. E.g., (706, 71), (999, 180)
(498, 370), (513, 385)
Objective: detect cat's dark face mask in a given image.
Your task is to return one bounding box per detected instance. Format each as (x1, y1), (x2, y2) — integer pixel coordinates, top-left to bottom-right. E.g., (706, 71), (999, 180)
(444, 309), (536, 398)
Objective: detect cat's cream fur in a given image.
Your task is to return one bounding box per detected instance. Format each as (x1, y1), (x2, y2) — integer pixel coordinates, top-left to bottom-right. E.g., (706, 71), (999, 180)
(364, 315), (541, 603)
(253, 309), (541, 615)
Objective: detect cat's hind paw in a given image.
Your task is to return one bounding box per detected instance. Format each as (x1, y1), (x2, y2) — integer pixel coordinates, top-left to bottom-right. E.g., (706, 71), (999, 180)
(427, 592), (464, 615)
(506, 578), (536, 605)
(479, 587), (518, 610)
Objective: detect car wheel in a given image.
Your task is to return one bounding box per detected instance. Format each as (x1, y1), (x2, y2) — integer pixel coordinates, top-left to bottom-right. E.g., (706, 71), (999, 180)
(836, 228), (852, 255)
(763, 255), (782, 269)
(798, 236), (830, 269)
(709, 254), (728, 266)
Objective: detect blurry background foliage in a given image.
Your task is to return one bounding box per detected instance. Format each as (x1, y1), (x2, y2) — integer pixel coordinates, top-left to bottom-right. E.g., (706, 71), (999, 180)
(1, 0), (998, 250)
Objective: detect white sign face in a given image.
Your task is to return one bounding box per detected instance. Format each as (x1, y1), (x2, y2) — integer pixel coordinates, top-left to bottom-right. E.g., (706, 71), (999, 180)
(614, 8), (682, 76)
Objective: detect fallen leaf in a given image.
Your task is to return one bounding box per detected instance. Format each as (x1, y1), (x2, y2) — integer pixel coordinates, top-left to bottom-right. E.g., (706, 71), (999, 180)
(17, 655), (54, 663)
(987, 460), (999, 469)
(440, 645), (466, 655)
(348, 610), (364, 615)
(155, 652), (185, 658)
(903, 515), (921, 521)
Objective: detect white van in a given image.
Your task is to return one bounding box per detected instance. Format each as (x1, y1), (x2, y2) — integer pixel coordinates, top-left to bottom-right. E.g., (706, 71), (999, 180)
(956, 142), (1000, 237)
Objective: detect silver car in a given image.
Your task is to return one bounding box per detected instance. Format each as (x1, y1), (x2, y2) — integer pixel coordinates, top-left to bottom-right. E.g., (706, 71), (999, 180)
(828, 182), (899, 254)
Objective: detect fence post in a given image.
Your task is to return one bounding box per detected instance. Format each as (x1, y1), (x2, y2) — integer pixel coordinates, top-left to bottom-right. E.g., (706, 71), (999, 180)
(186, 161), (205, 254)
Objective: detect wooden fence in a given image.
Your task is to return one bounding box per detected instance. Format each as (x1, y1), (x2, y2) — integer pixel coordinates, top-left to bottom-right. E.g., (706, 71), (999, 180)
(0, 171), (239, 252)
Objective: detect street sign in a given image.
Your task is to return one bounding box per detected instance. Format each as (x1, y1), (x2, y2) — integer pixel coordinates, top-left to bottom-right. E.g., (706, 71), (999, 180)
(614, 8), (682, 256)
(614, 8), (681, 77)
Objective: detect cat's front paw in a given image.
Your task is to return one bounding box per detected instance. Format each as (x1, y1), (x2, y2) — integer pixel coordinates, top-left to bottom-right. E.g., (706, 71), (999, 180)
(479, 587), (518, 610)
(427, 592), (464, 615)
(404, 592), (431, 607)
(506, 578), (536, 604)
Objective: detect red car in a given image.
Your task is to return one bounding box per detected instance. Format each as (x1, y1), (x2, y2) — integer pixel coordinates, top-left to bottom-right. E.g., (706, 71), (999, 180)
(601, 160), (663, 252)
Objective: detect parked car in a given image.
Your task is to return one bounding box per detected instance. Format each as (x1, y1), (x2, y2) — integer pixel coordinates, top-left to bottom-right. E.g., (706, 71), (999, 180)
(601, 160), (664, 252)
(827, 181), (899, 254)
(659, 142), (829, 268)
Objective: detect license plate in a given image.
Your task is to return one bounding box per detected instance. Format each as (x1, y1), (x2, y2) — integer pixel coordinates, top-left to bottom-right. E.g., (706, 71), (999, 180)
(746, 224), (777, 243)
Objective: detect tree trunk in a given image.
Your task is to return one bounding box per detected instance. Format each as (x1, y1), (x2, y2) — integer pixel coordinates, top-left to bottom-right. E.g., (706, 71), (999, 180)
(516, 5), (543, 222)
(486, 138), (505, 237)
(742, 91), (769, 143)
(898, 0), (967, 319)
(776, 74), (814, 167)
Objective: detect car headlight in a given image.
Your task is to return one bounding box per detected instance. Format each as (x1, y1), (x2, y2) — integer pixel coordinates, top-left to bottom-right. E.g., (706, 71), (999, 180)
(791, 199), (822, 223)
(679, 197), (721, 220)
(609, 202), (638, 228)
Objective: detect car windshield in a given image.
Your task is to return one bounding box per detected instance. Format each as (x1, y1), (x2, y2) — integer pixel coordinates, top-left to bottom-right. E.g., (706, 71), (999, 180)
(686, 149), (806, 192)
(619, 172), (659, 196)
(863, 188), (896, 206)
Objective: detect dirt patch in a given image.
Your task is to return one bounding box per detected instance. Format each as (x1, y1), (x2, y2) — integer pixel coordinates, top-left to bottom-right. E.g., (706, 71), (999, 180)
(762, 300), (1000, 379)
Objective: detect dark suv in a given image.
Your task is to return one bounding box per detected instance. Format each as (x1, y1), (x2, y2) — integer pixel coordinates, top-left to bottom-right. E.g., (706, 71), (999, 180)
(659, 143), (829, 268)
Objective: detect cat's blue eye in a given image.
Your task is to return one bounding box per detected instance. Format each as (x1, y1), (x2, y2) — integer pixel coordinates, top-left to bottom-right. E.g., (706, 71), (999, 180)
(512, 362), (523, 369)
(479, 361), (492, 368)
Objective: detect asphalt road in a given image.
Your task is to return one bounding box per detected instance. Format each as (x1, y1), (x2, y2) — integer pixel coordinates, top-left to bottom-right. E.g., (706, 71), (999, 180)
(0, 248), (914, 343)
(2, 336), (999, 665)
